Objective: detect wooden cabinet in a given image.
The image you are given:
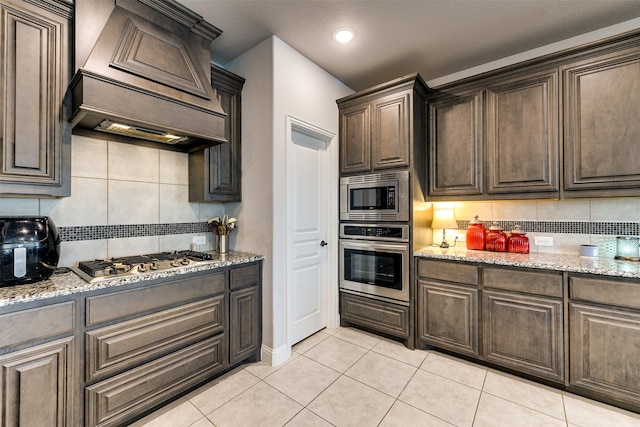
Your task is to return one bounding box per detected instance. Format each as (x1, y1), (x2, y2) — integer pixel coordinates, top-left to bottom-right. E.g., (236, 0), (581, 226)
(428, 90), (484, 197)
(485, 69), (560, 195)
(428, 68), (560, 200)
(428, 30), (640, 200)
(340, 291), (410, 340)
(229, 264), (262, 364)
(416, 259), (564, 383)
(482, 267), (564, 384)
(83, 262), (262, 427)
(0, 0), (72, 197)
(416, 259), (479, 356)
(0, 301), (76, 426)
(569, 275), (640, 409)
(189, 65), (245, 202)
(338, 74), (427, 175)
(563, 40), (640, 198)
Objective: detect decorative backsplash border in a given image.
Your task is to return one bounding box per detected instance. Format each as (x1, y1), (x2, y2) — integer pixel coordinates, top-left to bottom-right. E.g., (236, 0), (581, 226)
(456, 220), (639, 236)
(59, 222), (210, 242)
(58, 220), (640, 242)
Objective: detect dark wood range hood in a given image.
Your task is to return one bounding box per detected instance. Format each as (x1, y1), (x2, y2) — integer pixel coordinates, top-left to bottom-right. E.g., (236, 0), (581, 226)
(69, 0), (228, 152)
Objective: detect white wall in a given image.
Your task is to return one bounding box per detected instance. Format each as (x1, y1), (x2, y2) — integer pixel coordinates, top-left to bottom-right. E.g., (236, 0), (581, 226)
(226, 36), (353, 365)
(429, 18), (640, 87)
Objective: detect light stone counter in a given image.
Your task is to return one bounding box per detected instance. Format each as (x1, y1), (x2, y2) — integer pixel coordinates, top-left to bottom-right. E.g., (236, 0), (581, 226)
(0, 251), (264, 307)
(414, 246), (640, 279)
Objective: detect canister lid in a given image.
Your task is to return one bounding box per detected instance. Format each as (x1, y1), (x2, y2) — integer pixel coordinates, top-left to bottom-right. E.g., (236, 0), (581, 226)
(510, 224), (526, 235)
(489, 222), (503, 231)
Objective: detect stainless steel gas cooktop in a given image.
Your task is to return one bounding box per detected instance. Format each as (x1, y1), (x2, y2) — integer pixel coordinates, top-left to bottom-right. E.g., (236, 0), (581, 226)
(73, 250), (214, 283)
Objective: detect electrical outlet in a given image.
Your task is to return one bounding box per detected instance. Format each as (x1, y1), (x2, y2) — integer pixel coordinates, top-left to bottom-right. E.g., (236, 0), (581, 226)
(456, 233), (465, 242)
(193, 235), (207, 245)
(535, 236), (554, 246)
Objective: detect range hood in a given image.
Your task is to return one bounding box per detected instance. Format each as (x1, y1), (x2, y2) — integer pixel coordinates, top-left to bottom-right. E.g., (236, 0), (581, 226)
(69, 0), (227, 152)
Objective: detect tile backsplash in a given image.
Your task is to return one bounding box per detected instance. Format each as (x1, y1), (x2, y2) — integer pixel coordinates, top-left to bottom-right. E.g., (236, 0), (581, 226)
(2, 135), (639, 266)
(0, 134), (224, 267)
(436, 200), (640, 257)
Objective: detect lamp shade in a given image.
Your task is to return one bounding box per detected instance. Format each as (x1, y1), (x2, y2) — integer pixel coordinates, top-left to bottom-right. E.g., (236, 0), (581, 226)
(431, 208), (458, 230)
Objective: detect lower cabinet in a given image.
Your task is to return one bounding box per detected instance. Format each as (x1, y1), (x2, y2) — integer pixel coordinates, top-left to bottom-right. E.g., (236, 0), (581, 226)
(0, 301), (77, 427)
(416, 259), (564, 384)
(482, 267), (564, 384)
(483, 290), (563, 383)
(230, 264), (262, 364)
(85, 336), (225, 427)
(340, 292), (410, 340)
(417, 281), (478, 357)
(569, 274), (640, 409)
(82, 262), (262, 426)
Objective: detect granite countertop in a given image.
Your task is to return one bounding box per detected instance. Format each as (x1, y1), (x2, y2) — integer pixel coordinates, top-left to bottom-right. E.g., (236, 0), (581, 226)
(0, 251), (264, 308)
(414, 246), (640, 279)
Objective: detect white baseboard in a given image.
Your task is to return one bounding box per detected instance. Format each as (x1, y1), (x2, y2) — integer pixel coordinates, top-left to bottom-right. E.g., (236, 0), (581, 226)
(260, 343), (291, 366)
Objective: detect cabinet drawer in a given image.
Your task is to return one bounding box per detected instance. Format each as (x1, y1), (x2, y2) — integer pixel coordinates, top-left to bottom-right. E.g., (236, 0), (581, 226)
(340, 292), (409, 338)
(417, 259), (479, 285)
(85, 335), (225, 427)
(86, 271), (225, 326)
(483, 267), (563, 297)
(86, 296), (224, 382)
(0, 301), (75, 348)
(570, 276), (640, 310)
(230, 263), (260, 290)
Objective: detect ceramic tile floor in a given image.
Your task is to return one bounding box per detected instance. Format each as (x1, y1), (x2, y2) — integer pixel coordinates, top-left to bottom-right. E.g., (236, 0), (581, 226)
(130, 327), (640, 427)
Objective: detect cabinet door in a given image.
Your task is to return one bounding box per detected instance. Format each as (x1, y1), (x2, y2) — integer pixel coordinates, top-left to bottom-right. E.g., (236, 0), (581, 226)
(428, 91), (484, 197)
(563, 46), (640, 196)
(230, 285), (261, 364)
(371, 91), (411, 170)
(189, 66), (244, 202)
(486, 69), (560, 195)
(570, 303), (640, 407)
(417, 280), (479, 356)
(340, 102), (371, 174)
(0, 337), (74, 427)
(0, 0), (71, 197)
(483, 290), (564, 383)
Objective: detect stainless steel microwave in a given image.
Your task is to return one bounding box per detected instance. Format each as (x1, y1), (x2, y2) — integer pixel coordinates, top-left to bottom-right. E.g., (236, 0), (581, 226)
(340, 171), (409, 222)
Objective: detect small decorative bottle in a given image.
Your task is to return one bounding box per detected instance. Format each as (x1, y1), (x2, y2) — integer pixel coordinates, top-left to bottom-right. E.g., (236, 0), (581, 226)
(466, 215), (486, 250)
(486, 222), (508, 252)
(507, 224), (530, 254)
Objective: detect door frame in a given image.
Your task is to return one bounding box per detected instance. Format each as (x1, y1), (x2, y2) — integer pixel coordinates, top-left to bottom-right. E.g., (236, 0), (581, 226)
(285, 115), (338, 352)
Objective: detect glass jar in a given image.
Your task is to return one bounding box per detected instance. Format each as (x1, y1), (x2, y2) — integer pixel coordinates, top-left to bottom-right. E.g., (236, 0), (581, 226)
(466, 215), (486, 250)
(507, 225), (530, 254)
(486, 222), (507, 252)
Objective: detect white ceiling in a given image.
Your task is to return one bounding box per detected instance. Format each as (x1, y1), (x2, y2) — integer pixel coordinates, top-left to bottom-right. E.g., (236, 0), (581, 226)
(179, 0), (640, 91)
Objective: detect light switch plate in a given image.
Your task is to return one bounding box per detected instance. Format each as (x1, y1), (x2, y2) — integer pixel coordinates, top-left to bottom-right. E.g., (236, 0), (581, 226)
(193, 235), (207, 245)
(535, 236), (554, 246)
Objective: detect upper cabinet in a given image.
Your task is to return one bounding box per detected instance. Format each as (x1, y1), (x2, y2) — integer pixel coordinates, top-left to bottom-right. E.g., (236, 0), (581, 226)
(338, 74), (428, 175)
(0, 0), (72, 197)
(563, 39), (640, 198)
(428, 29), (640, 201)
(189, 65), (245, 202)
(428, 67), (560, 200)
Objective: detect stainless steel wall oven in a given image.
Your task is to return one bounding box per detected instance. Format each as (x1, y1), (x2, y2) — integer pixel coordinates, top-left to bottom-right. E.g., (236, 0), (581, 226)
(339, 223), (409, 302)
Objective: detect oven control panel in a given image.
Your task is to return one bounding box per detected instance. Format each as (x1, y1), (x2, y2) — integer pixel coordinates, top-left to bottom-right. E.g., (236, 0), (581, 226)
(340, 223), (409, 242)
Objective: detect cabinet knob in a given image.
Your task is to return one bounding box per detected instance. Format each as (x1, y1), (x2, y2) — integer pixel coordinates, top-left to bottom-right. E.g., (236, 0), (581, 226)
(320, 240), (327, 247)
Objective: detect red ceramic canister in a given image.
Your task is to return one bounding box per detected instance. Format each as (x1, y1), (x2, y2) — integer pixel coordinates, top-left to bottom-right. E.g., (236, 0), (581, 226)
(466, 215), (486, 250)
(507, 224), (530, 254)
(486, 222), (507, 252)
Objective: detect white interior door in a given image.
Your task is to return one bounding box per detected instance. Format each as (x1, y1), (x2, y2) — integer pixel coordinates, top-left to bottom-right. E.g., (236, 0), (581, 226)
(288, 118), (333, 345)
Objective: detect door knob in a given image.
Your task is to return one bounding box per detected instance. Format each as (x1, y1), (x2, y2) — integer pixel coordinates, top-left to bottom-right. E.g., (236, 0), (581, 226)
(320, 240), (327, 247)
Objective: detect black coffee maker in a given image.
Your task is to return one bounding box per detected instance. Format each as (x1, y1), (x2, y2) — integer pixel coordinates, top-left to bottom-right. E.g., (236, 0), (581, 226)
(0, 216), (60, 287)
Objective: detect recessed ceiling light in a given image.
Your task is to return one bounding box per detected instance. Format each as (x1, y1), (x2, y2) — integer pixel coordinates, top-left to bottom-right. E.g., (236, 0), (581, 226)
(334, 29), (354, 44)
